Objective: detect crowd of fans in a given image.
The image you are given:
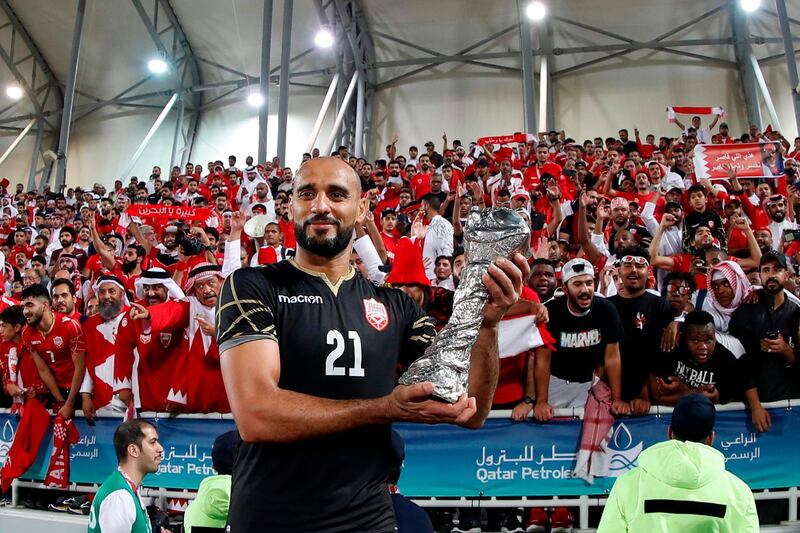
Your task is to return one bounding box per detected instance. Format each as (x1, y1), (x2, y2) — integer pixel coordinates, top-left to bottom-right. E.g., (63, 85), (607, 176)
(1, 115), (800, 528)
(1, 119), (800, 424)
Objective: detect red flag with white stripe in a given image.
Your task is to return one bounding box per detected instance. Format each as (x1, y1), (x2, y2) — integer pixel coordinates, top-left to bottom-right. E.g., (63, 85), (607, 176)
(494, 309), (554, 406)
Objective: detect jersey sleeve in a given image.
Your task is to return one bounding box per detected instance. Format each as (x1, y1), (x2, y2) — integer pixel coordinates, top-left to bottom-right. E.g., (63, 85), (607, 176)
(67, 318), (85, 355)
(216, 268), (278, 353)
(398, 294), (436, 368)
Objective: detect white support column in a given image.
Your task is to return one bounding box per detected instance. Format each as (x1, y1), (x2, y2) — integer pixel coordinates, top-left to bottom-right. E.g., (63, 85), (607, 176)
(119, 93), (179, 180)
(354, 76), (365, 157)
(322, 71), (359, 156)
(306, 72), (340, 153)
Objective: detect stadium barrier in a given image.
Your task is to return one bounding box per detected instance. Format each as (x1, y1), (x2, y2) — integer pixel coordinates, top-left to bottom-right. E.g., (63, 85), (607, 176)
(2, 401), (800, 530)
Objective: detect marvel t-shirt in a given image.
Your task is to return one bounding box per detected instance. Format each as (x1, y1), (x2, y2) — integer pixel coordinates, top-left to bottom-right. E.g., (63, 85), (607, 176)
(544, 295), (624, 383)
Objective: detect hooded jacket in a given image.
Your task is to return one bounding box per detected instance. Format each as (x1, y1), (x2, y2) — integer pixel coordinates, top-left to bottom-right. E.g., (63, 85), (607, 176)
(183, 474), (231, 533)
(597, 439), (758, 532)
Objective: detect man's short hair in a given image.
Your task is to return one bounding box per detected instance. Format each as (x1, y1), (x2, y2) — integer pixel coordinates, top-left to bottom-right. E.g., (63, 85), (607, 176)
(113, 419), (157, 462)
(0, 305), (25, 327)
(50, 278), (74, 295)
(60, 227), (76, 238)
(435, 255), (452, 266)
(30, 255), (46, 266)
(21, 283), (50, 302)
(684, 310), (714, 329)
(617, 245), (650, 263)
(421, 193), (442, 212)
(687, 184), (706, 197)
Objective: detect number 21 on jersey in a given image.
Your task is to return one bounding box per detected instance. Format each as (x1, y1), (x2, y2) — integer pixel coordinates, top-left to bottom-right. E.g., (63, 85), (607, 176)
(325, 329), (365, 377)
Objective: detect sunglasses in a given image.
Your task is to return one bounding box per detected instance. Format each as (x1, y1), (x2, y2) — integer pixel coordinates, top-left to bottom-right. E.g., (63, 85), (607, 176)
(667, 284), (691, 296)
(619, 255), (649, 266)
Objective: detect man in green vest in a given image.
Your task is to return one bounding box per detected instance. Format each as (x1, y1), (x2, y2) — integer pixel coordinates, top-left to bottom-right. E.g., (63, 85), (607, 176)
(598, 393), (758, 532)
(183, 430), (238, 533)
(88, 419), (165, 533)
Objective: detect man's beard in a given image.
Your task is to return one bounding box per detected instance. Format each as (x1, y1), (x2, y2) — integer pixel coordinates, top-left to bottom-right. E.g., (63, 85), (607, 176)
(771, 211), (786, 222)
(98, 298), (122, 320)
(121, 259), (138, 274)
(164, 240), (178, 251)
(294, 217), (353, 258)
(25, 310), (42, 327)
(763, 277), (783, 295)
(60, 238), (71, 248)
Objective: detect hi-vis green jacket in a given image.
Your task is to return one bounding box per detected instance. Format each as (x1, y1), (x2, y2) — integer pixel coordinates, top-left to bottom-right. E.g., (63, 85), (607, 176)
(597, 439), (758, 532)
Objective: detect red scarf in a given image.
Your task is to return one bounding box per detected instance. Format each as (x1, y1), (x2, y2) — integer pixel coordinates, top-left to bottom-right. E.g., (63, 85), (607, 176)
(43, 414), (79, 488)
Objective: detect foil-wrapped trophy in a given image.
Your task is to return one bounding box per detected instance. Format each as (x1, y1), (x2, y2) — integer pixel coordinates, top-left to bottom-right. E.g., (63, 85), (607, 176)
(399, 207), (532, 403)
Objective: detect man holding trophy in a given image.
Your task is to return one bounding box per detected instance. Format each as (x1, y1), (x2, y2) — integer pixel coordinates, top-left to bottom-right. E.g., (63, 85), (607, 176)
(217, 157), (530, 532)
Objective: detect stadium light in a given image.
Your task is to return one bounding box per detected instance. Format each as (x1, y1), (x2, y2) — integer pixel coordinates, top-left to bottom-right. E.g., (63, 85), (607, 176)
(148, 58), (169, 74)
(5, 84), (22, 100)
(314, 27), (334, 48)
(740, 0), (761, 12)
(526, 1), (546, 21)
(247, 91), (264, 107)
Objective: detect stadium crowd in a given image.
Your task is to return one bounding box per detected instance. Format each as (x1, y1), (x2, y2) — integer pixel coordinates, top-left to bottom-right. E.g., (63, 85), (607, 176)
(1, 115), (800, 530)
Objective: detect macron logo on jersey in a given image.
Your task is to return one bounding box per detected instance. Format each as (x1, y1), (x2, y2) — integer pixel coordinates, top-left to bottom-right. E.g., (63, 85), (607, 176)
(278, 294), (323, 304)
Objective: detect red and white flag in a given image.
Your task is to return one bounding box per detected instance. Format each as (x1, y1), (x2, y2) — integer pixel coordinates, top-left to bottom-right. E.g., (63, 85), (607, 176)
(494, 312), (554, 405)
(694, 142), (782, 180)
(666, 106), (724, 123)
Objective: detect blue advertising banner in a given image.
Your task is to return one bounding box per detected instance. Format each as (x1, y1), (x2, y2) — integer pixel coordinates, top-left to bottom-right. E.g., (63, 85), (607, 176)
(0, 408), (798, 496)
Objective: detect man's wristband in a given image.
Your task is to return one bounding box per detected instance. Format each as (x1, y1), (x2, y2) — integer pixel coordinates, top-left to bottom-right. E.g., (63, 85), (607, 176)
(523, 396), (535, 405)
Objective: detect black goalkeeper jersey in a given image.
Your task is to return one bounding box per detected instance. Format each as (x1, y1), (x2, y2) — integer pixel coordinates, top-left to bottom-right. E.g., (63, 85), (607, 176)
(217, 260), (436, 533)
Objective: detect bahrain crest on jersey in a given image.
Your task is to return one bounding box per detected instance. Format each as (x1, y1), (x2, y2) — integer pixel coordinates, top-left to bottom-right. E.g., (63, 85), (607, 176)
(363, 298), (388, 331)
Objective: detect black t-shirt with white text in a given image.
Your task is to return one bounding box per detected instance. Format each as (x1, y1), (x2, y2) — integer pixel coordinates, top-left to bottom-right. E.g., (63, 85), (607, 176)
(544, 295), (624, 383)
(217, 261), (436, 533)
(652, 342), (745, 403)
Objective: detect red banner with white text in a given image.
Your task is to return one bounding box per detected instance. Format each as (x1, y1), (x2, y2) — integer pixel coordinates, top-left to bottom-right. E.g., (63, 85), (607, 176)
(125, 204), (212, 222)
(693, 142), (783, 180)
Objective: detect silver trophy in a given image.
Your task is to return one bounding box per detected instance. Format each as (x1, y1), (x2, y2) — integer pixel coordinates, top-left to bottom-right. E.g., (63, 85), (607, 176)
(399, 207), (532, 403)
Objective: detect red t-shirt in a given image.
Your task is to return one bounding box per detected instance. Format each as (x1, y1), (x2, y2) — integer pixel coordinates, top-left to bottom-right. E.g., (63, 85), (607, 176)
(410, 173), (432, 199)
(22, 313), (85, 389)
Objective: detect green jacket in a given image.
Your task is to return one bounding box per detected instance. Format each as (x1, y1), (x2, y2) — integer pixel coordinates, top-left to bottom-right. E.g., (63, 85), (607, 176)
(597, 439), (758, 532)
(88, 469), (151, 533)
(183, 474), (231, 533)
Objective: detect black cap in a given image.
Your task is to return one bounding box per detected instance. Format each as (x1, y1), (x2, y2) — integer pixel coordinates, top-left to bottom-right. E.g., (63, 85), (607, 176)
(671, 393), (716, 442)
(211, 430), (240, 475)
(760, 250), (788, 269)
(381, 207), (397, 218)
(664, 200), (683, 211)
(396, 213), (410, 225)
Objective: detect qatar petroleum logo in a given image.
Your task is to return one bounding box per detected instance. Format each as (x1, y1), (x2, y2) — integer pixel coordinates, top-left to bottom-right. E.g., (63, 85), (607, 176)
(0, 419), (15, 467)
(602, 422), (643, 477)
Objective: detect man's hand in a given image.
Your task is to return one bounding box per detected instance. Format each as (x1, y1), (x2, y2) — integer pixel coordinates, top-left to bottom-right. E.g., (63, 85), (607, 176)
(411, 212), (428, 240)
(611, 399), (631, 416)
(6, 383), (23, 399)
(596, 203), (610, 221)
(118, 389), (132, 406)
(657, 376), (683, 394)
(532, 234), (550, 260)
(391, 132), (399, 144)
(129, 302), (150, 320)
(530, 301), (548, 324)
(661, 321), (680, 352)
(699, 385), (720, 403)
(751, 404), (772, 433)
(195, 315), (216, 336)
(442, 132), (448, 142)
(511, 401), (533, 422)
(533, 400), (554, 422)
(481, 254), (529, 327)
(760, 334), (792, 358)
(387, 382), (477, 425)
(660, 213), (676, 228)
(629, 398), (650, 416)
(230, 211), (246, 236)
(80, 394), (95, 423)
(59, 401), (75, 421)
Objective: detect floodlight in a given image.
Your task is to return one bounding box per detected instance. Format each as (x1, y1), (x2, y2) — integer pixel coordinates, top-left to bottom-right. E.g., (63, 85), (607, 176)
(740, 0), (761, 12)
(314, 28), (334, 48)
(526, 1), (546, 21)
(5, 84), (22, 100)
(247, 91), (264, 107)
(148, 58), (169, 74)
